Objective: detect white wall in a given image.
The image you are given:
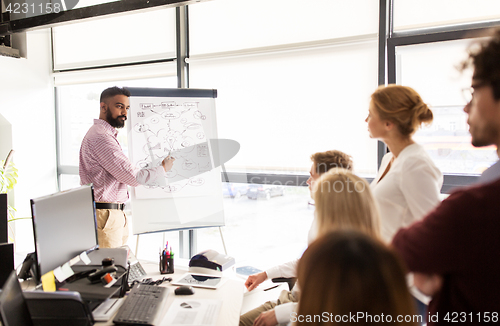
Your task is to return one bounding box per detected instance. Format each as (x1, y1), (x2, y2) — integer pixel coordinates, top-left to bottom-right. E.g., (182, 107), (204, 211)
(0, 29), (57, 253)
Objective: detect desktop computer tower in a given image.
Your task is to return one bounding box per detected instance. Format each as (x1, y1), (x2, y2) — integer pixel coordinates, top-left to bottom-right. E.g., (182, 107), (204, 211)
(0, 193), (7, 243)
(0, 243), (14, 288)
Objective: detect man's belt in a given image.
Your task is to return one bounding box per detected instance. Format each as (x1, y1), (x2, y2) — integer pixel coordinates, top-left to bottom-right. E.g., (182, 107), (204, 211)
(95, 202), (125, 210)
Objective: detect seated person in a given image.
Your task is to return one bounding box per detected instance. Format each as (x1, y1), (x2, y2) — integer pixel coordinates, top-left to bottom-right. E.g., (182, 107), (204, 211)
(241, 167), (380, 326)
(295, 230), (417, 326)
(391, 28), (500, 325)
(240, 150), (352, 326)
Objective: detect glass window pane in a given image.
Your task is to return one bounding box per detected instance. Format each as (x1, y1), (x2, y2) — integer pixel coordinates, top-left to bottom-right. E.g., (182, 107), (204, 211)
(190, 42), (379, 176)
(53, 8), (176, 70)
(198, 184), (313, 269)
(60, 174), (82, 191)
(189, 0), (379, 55)
(394, 0), (500, 31)
(134, 231), (179, 262)
(58, 76), (177, 167)
(396, 38), (497, 174)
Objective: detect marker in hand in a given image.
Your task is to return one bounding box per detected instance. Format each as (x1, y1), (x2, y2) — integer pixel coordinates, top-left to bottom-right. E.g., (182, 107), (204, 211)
(162, 155), (175, 172)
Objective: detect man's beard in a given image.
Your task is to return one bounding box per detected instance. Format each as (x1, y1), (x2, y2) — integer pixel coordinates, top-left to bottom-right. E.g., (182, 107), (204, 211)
(470, 122), (498, 148)
(106, 109), (126, 128)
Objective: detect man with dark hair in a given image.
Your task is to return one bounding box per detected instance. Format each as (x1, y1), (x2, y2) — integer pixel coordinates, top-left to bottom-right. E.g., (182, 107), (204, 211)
(240, 150), (353, 326)
(392, 29), (500, 325)
(462, 29), (500, 184)
(308, 150), (353, 188)
(80, 86), (175, 248)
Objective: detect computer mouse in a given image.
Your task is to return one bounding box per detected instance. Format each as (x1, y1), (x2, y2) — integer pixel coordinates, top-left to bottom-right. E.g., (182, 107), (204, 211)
(174, 285), (195, 295)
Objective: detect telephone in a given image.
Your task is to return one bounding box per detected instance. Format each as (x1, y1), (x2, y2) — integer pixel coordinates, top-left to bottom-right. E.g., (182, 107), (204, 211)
(18, 252), (38, 281)
(87, 266), (117, 284)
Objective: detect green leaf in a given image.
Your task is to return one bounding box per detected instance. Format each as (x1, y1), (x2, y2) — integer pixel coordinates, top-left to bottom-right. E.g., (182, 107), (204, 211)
(0, 161), (18, 194)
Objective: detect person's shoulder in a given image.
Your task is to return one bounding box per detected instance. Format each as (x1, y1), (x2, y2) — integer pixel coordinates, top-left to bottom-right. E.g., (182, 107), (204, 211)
(424, 179), (500, 229)
(380, 152), (393, 165)
(402, 143), (431, 161)
(445, 178), (500, 207)
(87, 122), (112, 140)
(479, 161), (500, 184)
(400, 144), (440, 171)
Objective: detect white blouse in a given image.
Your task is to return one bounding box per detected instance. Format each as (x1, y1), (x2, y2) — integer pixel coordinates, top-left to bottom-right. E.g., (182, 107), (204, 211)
(371, 143), (443, 243)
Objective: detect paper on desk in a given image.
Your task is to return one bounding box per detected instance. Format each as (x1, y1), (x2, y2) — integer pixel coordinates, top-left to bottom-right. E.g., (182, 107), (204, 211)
(160, 298), (222, 326)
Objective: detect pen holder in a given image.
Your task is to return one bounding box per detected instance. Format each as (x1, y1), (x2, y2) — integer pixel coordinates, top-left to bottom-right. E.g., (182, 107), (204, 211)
(160, 253), (167, 274)
(167, 257), (174, 274)
(160, 254), (174, 274)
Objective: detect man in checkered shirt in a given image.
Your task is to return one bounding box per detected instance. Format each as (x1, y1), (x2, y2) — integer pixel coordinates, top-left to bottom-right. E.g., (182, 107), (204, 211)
(80, 86), (175, 248)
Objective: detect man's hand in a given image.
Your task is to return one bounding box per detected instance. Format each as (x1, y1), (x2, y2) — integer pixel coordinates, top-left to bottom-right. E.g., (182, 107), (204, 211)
(162, 156), (175, 172)
(253, 310), (278, 326)
(414, 273), (443, 296)
(245, 272), (267, 291)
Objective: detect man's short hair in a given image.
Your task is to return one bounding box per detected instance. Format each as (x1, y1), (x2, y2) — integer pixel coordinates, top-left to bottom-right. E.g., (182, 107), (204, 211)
(310, 150), (353, 174)
(100, 86), (131, 103)
(462, 28), (500, 100)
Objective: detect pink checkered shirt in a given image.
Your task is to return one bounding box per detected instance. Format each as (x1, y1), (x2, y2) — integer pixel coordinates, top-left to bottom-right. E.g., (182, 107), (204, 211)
(79, 119), (164, 203)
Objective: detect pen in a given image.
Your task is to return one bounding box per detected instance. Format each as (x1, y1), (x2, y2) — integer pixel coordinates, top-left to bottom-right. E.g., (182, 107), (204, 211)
(264, 285), (279, 291)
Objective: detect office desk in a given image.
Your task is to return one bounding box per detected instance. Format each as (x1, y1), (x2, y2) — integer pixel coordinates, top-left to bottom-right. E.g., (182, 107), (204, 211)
(96, 261), (244, 326)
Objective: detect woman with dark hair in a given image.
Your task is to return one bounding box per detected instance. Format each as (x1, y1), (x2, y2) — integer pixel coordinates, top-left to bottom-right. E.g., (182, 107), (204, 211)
(296, 230), (418, 326)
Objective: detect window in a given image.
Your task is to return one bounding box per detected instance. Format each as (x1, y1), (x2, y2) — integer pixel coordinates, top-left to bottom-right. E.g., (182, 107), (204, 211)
(190, 42), (379, 176)
(396, 39), (496, 174)
(198, 183), (313, 269)
(189, 0), (379, 269)
(52, 8), (176, 70)
(189, 0), (378, 55)
(393, 0), (500, 31)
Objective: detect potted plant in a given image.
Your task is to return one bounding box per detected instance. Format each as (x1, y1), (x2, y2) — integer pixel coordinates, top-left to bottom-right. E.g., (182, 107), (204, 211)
(1, 150), (19, 241)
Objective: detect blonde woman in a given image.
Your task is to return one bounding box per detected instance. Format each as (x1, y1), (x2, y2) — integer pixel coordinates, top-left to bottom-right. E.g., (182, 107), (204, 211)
(241, 169), (380, 326)
(312, 168), (380, 239)
(366, 84), (443, 314)
(366, 85), (443, 243)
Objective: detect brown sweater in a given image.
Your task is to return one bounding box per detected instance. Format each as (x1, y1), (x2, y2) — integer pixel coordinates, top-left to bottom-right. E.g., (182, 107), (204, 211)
(392, 178), (500, 325)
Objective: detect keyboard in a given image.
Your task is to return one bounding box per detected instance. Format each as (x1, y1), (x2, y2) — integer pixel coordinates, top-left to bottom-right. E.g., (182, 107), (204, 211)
(113, 283), (169, 326)
(128, 261), (147, 282)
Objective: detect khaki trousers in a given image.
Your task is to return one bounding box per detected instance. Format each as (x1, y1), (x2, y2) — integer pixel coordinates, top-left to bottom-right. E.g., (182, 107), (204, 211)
(239, 290), (297, 326)
(96, 208), (129, 248)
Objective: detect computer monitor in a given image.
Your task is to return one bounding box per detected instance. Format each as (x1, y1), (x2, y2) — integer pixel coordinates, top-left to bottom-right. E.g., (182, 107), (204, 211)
(30, 185), (99, 282)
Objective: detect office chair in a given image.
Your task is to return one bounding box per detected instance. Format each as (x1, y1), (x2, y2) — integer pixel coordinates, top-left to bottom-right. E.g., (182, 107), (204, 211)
(271, 277), (296, 291)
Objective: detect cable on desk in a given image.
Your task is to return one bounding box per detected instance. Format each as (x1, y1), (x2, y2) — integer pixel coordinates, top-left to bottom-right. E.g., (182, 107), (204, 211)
(130, 277), (172, 287)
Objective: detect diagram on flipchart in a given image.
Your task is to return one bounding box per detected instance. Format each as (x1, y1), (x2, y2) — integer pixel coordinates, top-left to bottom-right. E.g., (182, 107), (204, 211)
(128, 97), (218, 199)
